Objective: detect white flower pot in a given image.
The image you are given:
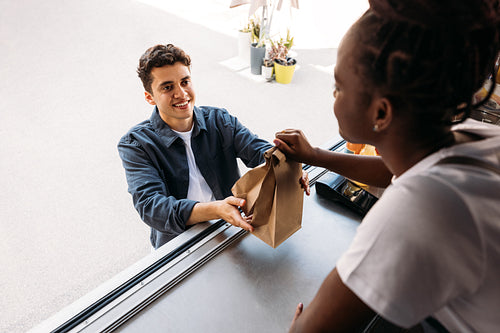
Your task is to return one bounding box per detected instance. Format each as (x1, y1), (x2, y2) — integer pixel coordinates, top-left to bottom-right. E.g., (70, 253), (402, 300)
(262, 65), (274, 81)
(238, 31), (251, 63)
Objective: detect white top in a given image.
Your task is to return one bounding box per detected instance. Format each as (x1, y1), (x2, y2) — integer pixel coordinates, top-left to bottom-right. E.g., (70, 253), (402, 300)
(172, 127), (215, 203)
(337, 119), (500, 333)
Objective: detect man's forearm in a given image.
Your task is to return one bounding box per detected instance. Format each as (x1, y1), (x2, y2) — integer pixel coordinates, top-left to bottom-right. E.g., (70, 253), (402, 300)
(186, 201), (218, 225)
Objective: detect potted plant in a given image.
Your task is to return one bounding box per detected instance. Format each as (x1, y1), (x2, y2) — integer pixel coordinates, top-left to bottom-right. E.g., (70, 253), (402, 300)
(269, 30), (296, 84)
(250, 17), (266, 75)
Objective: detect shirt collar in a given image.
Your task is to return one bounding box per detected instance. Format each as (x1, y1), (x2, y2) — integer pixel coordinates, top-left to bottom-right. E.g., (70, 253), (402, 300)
(192, 106), (207, 136)
(150, 106), (207, 147)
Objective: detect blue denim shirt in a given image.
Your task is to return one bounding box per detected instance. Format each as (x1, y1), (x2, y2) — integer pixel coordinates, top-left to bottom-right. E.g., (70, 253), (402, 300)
(118, 106), (273, 248)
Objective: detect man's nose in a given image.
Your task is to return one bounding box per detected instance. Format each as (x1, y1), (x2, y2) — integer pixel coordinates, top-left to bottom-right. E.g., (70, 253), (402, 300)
(173, 84), (187, 98)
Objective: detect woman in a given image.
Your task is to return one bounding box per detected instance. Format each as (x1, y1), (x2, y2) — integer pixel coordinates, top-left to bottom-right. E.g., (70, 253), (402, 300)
(275, 1), (500, 332)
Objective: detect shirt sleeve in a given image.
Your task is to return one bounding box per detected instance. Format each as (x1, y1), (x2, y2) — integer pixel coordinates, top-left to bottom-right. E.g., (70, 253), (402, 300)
(336, 174), (484, 328)
(117, 136), (197, 235)
(219, 109), (273, 168)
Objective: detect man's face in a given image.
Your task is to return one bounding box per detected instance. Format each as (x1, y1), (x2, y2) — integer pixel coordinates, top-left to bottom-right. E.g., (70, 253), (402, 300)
(145, 62), (196, 131)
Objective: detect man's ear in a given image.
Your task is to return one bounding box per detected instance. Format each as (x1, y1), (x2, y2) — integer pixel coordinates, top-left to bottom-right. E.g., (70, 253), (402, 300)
(144, 91), (156, 106)
(373, 97), (393, 131)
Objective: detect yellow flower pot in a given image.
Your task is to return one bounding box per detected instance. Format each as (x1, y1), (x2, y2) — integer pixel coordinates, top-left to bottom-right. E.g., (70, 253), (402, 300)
(274, 61), (296, 84)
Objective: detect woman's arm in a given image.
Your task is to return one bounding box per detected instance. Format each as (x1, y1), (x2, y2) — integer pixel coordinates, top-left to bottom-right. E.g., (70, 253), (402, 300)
(289, 269), (375, 333)
(275, 130), (392, 188)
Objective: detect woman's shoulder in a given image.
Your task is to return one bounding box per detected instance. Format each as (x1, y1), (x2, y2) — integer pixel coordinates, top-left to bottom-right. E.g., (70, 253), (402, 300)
(452, 118), (500, 140)
(372, 173), (470, 224)
(367, 161), (499, 246)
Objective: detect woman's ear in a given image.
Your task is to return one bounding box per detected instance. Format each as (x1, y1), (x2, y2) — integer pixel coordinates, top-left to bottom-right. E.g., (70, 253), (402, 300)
(144, 91), (156, 106)
(372, 97), (393, 132)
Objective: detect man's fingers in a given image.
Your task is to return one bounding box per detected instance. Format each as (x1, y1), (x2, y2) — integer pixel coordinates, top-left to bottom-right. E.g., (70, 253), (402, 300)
(244, 222), (254, 233)
(220, 198), (253, 232)
(238, 219), (254, 232)
(226, 196), (246, 207)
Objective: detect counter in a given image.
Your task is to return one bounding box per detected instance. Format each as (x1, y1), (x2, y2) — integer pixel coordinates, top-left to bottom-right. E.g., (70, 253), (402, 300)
(31, 140), (364, 333)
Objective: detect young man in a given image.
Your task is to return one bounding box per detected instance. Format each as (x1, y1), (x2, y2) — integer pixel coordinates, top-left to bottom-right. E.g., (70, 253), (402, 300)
(118, 44), (274, 249)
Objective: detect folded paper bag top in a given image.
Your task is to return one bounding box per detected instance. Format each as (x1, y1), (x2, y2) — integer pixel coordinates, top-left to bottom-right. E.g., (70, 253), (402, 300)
(231, 147), (304, 248)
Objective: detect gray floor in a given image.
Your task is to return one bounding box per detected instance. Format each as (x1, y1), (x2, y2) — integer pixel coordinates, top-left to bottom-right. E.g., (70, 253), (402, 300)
(1, 1), (350, 332)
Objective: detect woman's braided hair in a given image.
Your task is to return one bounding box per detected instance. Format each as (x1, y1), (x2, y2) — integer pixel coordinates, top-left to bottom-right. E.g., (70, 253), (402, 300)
(352, 0), (500, 127)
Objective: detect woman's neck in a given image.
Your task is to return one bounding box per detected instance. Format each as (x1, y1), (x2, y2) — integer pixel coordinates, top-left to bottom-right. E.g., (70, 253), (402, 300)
(378, 129), (456, 177)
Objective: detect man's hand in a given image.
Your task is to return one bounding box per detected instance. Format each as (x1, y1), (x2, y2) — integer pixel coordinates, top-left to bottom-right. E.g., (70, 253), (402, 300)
(274, 129), (318, 165)
(216, 197), (254, 232)
(187, 196), (254, 231)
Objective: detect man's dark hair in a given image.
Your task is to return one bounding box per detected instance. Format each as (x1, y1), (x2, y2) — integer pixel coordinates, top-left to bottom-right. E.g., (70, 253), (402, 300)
(351, 0), (500, 129)
(137, 44), (191, 94)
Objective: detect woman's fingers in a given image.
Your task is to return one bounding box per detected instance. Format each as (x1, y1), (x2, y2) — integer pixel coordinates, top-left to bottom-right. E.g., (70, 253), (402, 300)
(290, 302), (304, 330)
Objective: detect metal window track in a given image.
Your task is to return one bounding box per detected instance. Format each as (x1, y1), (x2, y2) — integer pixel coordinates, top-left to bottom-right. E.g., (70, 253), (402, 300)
(52, 220), (231, 333)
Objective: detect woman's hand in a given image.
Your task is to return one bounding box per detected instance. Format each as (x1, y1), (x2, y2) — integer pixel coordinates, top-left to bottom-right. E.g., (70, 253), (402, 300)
(288, 269), (375, 332)
(290, 303), (304, 331)
(274, 129), (318, 165)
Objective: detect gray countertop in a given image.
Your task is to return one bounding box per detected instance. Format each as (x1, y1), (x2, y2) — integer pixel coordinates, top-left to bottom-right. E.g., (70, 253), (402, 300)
(113, 186), (361, 333)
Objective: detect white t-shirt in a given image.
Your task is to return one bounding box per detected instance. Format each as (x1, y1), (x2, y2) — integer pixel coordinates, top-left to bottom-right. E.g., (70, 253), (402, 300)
(337, 119), (500, 333)
(172, 127), (215, 203)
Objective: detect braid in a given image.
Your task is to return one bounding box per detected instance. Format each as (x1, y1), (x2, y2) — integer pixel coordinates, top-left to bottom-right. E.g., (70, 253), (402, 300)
(353, 0), (500, 126)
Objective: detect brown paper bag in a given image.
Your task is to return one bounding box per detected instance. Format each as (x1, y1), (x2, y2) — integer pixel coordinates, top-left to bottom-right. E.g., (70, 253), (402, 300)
(231, 147), (304, 248)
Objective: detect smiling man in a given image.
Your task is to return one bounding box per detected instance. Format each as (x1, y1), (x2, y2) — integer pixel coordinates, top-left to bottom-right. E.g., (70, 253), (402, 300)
(118, 44), (273, 249)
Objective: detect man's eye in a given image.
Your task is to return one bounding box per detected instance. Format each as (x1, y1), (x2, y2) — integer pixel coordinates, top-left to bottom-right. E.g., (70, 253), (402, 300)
(163, 85), (172, 91)
(181, 80), (190, 86)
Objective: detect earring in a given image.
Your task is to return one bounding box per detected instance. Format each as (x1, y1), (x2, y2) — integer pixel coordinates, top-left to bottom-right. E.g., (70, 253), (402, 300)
(373, 124), (379, 132)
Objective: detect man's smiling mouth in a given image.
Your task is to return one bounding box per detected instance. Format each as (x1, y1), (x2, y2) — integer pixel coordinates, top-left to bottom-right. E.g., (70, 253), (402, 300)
(173, 101), (189, 107)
